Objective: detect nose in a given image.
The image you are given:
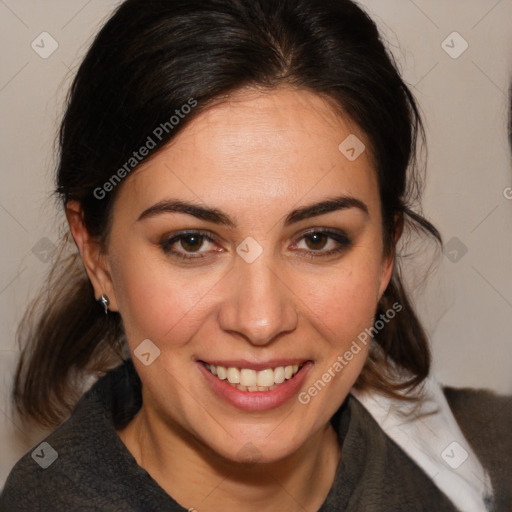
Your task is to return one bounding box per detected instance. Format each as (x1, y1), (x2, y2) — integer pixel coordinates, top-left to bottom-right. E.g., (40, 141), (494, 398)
(218, 255), (298, 346)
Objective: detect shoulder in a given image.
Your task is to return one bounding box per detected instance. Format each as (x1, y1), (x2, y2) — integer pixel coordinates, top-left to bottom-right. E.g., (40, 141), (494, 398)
(0, 448), (43, 511)
(0, 379), (107, 510)
(443, 385), (512, 510)
(442, 385), (512, 459)
(442, 385), (512, 439)
(0, 414), (92, 510)
(0, 360), (143, 511)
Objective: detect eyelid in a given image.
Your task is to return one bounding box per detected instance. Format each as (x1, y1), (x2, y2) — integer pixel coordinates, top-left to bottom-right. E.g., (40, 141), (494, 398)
(295, 226), (350, 241)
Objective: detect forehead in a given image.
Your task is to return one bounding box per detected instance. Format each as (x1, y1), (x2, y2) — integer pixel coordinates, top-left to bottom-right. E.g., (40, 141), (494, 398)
(116, 86), (379, 216)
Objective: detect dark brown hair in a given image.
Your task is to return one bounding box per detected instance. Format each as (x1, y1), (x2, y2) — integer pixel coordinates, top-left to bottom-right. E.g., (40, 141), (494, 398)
(14, 0), (441, 428)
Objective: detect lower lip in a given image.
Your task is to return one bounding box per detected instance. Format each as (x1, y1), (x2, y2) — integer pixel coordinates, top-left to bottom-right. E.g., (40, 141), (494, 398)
(197, 361), (313, 411)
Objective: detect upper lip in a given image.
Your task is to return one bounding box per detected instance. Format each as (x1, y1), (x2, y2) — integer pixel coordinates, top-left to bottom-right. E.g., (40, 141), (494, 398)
(199, 359), (310, 371)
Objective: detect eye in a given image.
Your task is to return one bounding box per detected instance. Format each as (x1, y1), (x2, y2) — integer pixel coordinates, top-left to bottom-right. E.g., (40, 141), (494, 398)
(293, 229), (352, 258)
(159, 228), (352, 262)
(159, 230), (220, 260)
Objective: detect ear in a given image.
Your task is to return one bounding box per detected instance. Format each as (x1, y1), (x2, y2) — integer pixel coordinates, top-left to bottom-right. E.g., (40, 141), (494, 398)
(65, 200), (118, 311)
(377, 212), (403, 300)
(393, 211), (404, 243)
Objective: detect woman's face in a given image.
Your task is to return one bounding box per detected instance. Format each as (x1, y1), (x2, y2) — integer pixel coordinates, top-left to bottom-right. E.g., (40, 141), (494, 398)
(104, 86), (394, 463)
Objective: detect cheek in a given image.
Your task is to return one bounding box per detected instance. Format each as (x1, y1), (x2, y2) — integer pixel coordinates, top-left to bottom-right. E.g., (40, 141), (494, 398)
(294, 256), (383, 344)
(109, 245), (211, 346)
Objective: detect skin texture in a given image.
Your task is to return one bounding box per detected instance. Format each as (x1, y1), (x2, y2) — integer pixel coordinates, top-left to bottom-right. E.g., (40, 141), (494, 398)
(66, 86), (395, 511)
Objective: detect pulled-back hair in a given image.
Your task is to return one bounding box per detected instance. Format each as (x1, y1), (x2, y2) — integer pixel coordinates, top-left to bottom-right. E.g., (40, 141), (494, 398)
(14, 0), (441, 427)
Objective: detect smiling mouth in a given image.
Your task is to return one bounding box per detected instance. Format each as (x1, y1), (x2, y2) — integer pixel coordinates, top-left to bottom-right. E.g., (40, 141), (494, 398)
(201, 362), (306, 392)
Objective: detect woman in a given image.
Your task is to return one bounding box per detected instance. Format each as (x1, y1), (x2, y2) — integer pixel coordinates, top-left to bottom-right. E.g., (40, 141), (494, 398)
(1, 0), (510, 510)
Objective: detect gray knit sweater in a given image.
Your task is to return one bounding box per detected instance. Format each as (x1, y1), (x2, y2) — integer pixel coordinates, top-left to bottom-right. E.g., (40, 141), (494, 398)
(1, 359), (511, 511)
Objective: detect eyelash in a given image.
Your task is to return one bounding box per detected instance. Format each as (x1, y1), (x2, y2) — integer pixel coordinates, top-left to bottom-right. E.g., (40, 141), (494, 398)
(158, 229), (352, 261)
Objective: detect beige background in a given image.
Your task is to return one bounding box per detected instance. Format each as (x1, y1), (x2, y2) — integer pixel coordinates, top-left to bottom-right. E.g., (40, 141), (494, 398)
(1, 0), (511, 489)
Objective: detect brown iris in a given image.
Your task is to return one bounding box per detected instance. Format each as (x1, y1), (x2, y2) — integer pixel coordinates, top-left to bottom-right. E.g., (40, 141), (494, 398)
(180, 234), (204, 252)
(304, 233), (328, 251)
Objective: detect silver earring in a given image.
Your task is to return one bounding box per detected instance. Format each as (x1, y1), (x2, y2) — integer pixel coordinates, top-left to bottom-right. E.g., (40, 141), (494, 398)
(99, 294), (110, 315)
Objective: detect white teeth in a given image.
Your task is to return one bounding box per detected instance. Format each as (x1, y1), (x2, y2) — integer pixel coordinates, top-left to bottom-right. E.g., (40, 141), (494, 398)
(205, 362), (303, 391)
(274, 366), (285, 384)
(240, 369), (257, 387)
(216, 366), (227, 380)
(256, 368), (274, 387)
(226, 367), (240, 384)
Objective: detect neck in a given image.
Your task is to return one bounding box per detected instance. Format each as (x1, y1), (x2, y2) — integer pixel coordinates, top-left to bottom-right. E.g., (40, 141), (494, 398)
(117, 404), (341, 512)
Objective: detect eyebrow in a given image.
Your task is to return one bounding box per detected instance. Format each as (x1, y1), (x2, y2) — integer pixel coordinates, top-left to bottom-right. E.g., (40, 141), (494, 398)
(136, 195), (369, 227)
